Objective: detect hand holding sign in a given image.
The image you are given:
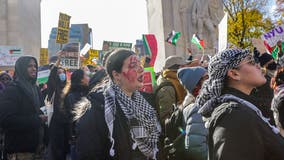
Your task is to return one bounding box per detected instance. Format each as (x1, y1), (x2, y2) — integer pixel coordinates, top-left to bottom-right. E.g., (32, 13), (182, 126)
(252, 38), (267, 54)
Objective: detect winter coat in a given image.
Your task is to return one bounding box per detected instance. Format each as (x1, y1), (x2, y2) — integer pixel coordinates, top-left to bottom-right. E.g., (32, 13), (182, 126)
(207, 87), (284, 160)
(64, 88), (88, 139)
(183, 95), (208, 160)
(0, 83), (44, 153)
(271, 84), (284, 136)
(46, 66), (69, 160)
(75, 87), (155, 160)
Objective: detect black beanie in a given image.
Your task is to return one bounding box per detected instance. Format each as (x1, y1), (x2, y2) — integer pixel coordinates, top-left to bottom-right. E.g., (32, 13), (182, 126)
(258, 53), (273, 67)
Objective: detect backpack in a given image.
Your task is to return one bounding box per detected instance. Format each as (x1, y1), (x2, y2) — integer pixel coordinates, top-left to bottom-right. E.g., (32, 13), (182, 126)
(154, 81), (177, 119)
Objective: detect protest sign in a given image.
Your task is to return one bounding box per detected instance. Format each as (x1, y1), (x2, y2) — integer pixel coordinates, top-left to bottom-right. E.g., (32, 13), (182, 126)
(61, 42), (80, 69)
(139, 67), (156, 93)
(80, 43), (91, 56)
(0, 46), (22, 66)
(102, 41), (132, 51)
(56, 12), (71, 44)
(261, 25), (284, 47)
(40, 48), (49, 66)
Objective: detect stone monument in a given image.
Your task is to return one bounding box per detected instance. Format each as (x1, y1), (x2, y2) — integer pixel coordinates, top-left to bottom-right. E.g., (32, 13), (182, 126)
(146, 0), (224, 71)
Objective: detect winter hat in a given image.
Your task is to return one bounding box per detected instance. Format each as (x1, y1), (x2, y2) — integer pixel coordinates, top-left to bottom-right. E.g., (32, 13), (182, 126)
(258, 53), (273, 67)
(164, 56), (189, 69)
(196, 48), (251, 117)
(177, 67), (206, 93)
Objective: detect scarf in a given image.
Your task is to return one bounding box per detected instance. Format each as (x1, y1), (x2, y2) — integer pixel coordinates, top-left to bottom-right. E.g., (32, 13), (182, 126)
(104, 82), (161, 159)
(163, 69), (186, 105)
(196, 49), (250, 115)
(203, 94), (279, 134)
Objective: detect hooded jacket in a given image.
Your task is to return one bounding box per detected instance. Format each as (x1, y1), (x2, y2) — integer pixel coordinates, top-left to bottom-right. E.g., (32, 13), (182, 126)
(177, 67), (208, 160)
(0, 56), (44, 153)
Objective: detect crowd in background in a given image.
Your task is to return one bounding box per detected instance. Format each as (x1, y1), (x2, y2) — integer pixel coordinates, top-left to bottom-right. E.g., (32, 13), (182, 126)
(0, 47), (284, 160)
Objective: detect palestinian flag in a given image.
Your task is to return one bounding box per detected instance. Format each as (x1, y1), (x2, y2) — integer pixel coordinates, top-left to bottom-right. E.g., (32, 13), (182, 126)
(142, 34), (158, 67)
(166, 30), (181, 46)
(271, 46), (279, 59)
(191, 34), (205, 50)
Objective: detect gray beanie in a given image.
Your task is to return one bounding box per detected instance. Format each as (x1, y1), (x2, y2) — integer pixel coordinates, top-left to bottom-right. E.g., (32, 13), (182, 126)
(196, 48), (251, 117)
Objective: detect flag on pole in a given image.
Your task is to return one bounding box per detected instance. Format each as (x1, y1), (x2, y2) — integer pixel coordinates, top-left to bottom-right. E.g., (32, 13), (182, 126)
(142, 34), (158, 67)
(166, 30), (181, 46)
(191, 34), (205, 50)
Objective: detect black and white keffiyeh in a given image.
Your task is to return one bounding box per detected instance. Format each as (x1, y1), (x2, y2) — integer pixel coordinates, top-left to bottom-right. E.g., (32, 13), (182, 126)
(204, 94), (279, 134)
(196, 48), (251, 117)
(104, 82), (161, 159)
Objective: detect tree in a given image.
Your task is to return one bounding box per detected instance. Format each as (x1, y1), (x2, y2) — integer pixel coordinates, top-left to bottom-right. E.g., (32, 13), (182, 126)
(223, 0), (274, 48)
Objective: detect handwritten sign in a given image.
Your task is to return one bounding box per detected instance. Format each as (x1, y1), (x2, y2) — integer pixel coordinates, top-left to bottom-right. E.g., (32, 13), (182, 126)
(261, 25), (284, 47)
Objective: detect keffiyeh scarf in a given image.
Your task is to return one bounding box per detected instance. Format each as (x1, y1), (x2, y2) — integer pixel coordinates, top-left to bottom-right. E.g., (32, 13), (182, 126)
(104, 82), (161, 159)
(196, 48), (251, 117)
(204, 94), (279, 134)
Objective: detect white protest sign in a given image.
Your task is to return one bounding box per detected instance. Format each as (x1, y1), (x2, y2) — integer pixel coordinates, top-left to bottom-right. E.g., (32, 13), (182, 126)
(261, 25), (284, 47)
(0, 46), (22, 66)
(61, 43), (80, 69)
(80, 43), (91, 56)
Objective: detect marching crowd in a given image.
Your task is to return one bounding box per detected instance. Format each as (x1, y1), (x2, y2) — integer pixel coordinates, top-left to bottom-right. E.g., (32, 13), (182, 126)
(0, 47), (284, 160)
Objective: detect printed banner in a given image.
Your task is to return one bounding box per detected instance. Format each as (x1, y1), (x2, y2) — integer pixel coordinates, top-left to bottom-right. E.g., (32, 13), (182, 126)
(102, 41), (132, 51)
(56, 12), (71, 44)
(61, 42), (80, 69)
(40, 48), (49, 66)
(0, 46), (22, 66)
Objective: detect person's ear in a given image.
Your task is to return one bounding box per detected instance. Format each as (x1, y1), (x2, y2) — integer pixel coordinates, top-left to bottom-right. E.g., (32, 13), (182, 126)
(227, 69), (241, 81)
(112, 70), (121, 83)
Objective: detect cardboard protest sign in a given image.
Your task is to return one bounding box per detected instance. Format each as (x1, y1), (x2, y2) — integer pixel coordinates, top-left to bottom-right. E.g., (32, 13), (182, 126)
(40, 48), (49, 66)
(61, 42), (80, 69)
(56, 12), (71, 44)
(139, 67), (156, 93)
(261, 25), (284, 47)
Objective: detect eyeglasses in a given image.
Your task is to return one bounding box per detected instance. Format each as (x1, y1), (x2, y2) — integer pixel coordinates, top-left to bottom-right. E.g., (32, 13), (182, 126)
(234, 56), (257, 69)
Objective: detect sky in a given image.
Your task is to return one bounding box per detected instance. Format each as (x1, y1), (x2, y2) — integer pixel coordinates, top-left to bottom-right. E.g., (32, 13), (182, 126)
(41, 0), (148, 49)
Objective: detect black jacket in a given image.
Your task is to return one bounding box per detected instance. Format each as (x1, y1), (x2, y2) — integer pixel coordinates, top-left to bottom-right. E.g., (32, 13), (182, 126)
(0, 83), (44, 153)
(208, 88), (284, 160)
(75, 87), (150, 160)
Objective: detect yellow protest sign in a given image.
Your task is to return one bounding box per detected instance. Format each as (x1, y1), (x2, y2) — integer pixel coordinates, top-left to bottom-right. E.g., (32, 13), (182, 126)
(40, 48), (49, 66)
(81, 49), (100, 66)
(56, 13), (71, 44)
(89, 49), (99, 59)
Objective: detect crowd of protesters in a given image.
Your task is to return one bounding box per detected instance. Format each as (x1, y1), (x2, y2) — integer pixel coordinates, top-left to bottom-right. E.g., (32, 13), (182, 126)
(1, 47), (284, 160)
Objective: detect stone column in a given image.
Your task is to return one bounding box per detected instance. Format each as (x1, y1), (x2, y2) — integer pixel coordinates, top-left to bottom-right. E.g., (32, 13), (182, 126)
(146, 0), (224, 71)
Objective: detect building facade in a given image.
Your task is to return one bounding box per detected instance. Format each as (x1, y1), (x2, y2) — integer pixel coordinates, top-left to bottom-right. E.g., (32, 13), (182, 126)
(48, 24), (92, 58)
(0, 0), (41, 60)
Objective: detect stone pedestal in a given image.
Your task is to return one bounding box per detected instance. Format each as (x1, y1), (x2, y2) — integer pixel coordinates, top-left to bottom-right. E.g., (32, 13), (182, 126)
(146, 0), (224, 71)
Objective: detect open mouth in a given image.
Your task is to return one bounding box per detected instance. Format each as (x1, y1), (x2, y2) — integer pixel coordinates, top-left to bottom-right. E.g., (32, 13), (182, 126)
(137, 75), (143, 83)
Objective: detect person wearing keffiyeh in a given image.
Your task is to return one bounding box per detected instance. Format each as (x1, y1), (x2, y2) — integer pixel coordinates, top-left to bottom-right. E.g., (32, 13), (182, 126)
(196, 48), (284, 160)
(75, 49), (161, 160)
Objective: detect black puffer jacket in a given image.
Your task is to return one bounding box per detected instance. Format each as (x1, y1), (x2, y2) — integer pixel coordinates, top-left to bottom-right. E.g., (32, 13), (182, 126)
(0, 83), (44, 153)
(207, 88), (284, 160)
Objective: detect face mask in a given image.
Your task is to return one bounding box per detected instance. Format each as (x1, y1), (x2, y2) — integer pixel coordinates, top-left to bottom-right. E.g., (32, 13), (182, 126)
(59, 73), (66, 81)
(267, 62), (277, 70)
